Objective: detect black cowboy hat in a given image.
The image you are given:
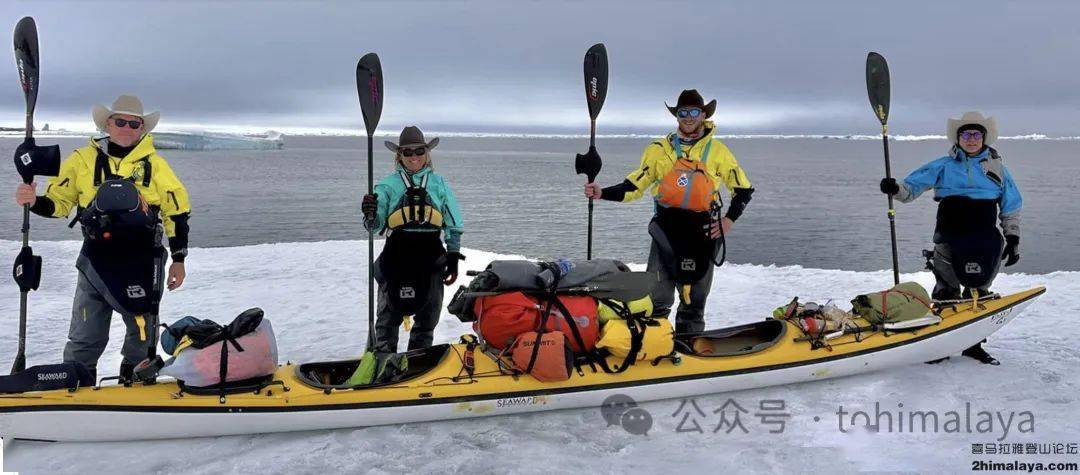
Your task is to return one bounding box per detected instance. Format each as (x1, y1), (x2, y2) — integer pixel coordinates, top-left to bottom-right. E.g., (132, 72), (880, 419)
(665, 89), (716, 118)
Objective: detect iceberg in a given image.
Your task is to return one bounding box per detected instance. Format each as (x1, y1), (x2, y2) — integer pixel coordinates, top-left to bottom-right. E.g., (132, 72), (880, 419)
(152, 130), (284, 150)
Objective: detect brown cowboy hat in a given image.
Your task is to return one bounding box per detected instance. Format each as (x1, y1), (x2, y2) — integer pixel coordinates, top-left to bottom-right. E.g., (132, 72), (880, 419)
(384, 125), (440, 153)
(665, 89), (716, 118)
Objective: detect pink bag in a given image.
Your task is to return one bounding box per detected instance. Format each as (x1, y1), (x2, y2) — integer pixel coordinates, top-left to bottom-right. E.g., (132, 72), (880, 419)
(161, 320), (278, 387)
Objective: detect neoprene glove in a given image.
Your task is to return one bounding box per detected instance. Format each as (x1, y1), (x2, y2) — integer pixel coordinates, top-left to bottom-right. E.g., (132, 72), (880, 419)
(361, 194), (377, 221)
(13, 137), (61, 183)
(1002, 235), (1020, 267)
(879, 177), (900, 195)
(574, 145), (602, 183)
(443, 251), (465, 285)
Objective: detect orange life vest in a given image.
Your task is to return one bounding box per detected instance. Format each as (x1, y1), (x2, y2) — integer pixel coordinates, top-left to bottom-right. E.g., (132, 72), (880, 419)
(655, 138), (717, 212)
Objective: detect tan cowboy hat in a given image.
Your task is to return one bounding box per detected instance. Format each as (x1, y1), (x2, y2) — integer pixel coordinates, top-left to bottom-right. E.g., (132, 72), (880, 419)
(947, 111), (997, 145)
(91, 94), (160, 133)
(384, 125), (439, 153)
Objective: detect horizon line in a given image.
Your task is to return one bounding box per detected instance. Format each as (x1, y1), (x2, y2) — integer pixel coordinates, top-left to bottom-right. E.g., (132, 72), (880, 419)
(3, 127), (1079, 142)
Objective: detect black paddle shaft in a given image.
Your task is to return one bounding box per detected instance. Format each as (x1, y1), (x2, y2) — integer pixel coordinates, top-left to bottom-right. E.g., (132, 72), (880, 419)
(10, 16), (42, 374)
(578, 43), (608, 260)
(356, 53), (383, 352)
(866, 52), (900, 285)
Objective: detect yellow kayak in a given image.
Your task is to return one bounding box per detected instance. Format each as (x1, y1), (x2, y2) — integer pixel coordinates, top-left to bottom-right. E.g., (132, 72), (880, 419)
(0, 287), (1044, 442)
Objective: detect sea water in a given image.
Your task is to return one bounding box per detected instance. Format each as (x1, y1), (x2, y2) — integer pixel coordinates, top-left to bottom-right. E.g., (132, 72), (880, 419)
(2, 134), (1076, 273)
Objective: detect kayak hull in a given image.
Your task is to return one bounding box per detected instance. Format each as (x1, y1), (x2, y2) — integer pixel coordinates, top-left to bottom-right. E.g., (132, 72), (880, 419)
(0, 287), (1043, 442)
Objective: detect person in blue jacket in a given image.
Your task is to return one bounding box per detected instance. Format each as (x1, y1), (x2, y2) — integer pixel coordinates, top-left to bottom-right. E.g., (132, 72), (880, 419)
(880, 111), (1022, 364)
(361, 126), (464, 352)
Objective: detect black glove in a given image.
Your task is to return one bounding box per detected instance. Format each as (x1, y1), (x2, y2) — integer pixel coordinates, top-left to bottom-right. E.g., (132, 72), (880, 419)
(14, 137), (61, 183)
(1002, 235), (1020, 267)
(361, 193), (377, 221)
(879, 177), (899, 195)
(442, 251), (465, 285)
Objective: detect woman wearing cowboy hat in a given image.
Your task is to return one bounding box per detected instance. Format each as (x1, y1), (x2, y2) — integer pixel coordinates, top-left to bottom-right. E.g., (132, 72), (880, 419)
(880, 111), (1023, 365)
(13, 94), (192, 381)
(361, 126), (464, 352)
(583, 89), (755, 334)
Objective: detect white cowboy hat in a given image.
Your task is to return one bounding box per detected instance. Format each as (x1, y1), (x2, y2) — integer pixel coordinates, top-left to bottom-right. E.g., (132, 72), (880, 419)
(91, 94), (160, 133)
(947, 110), (997, 145)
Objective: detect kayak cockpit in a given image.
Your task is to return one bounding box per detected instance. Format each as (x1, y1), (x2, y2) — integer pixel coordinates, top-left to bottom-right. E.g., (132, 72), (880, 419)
(295, 344), (451, 390)
(676, 319), (787, 357)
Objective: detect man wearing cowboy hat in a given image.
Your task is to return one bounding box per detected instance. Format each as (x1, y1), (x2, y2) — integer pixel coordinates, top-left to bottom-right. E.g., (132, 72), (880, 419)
(361, 125), (463, 352)
(14, 94), (191, 381)
(881, 111), (1023, 365)
(583, 89), (754, 333)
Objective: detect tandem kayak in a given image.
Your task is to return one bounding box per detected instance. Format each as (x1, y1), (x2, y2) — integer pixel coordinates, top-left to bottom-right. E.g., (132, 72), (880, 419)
(0, 286), (1043, 442)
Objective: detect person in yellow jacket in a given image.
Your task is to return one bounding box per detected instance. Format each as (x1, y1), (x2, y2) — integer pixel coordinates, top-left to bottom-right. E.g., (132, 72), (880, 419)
(584, 89), (754, 333)
(13, 95), (191, 381)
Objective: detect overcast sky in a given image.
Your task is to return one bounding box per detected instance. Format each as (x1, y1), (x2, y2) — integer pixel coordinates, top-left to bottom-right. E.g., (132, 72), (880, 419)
(2, 0), (1078, 135)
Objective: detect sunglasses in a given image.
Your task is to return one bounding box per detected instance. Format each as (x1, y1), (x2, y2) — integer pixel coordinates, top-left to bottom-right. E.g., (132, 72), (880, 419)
(400, 147), (426, 157)
(112, 118), (143, 129)
(677, 108), (702, 119)
(960, 131), (984, 141)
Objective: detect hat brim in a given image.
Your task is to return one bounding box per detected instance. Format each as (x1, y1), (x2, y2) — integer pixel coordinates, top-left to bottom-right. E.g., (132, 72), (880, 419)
(384, 137), (439, 154)
(947, 116), (997, 145)
(92, 105), (159, 133)
(666, 99), (717, 118)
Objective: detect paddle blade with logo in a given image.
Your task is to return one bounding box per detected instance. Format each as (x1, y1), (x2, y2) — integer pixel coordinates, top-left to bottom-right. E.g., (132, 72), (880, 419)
(865, 52), (890, 125)
(583, 43), (608, 120)
(12, 17), (59, 183)
(576, 43), (608, 182)
(356, 53), (383, 136)
(13, 17), (39, 117)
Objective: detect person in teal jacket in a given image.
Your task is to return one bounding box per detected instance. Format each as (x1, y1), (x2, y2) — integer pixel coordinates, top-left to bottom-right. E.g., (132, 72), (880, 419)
(881, 111), (1022, 364)
(362, 126), (464, 352)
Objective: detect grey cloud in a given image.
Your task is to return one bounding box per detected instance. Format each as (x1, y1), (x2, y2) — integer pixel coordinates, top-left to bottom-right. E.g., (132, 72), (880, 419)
(1, 0), (1078, 135)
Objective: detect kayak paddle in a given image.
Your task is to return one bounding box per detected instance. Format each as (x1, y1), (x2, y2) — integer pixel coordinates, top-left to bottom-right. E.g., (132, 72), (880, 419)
(351, 52), (384, 385)
(865, 51), (900, 286)
(10, 17), (60, 374)
(575, 43), (608, 260)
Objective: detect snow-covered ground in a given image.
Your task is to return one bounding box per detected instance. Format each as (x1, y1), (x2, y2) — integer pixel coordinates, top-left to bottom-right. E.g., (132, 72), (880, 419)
(1, 240), (1076, 474)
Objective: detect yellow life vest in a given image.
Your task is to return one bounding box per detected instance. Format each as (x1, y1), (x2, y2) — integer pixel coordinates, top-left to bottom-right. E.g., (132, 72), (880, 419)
(387, 206), (444, 229)
(386, 170), (444, 230)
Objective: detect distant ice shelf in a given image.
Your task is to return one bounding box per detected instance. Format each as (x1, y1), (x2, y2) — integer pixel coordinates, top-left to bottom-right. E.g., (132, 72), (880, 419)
(151, 130), (284, 150)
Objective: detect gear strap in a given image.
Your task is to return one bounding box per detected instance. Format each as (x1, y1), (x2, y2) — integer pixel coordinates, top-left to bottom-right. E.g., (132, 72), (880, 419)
(397, 170), (430, 225)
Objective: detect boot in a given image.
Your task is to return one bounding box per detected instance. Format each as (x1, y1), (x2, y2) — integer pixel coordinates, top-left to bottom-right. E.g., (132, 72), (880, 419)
(961, 342), (1000, 365)
(932, 286), (961, 302)
(119, 363), (135, 386)
(133, 356), (163, 385)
